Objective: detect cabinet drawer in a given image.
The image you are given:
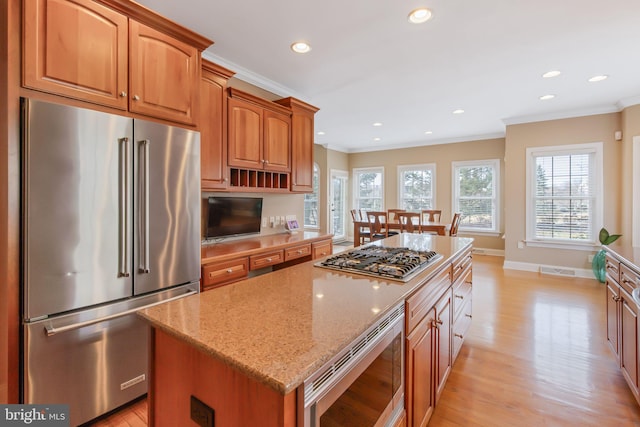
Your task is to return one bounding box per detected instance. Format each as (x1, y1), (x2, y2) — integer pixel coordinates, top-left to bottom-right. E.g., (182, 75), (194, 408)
(453, 298), (472, 361)
(249, 250), (284, 270)
(285, 243), (311, 261)
(406, 267), (451, 333)
(202, 258), (248, 290)
(452, 248), (472, 284)
(452, 269), (472, 321)
(620, 263), (640, 296)
(312, 240), (333, 259)
(605, 253), (620, 284)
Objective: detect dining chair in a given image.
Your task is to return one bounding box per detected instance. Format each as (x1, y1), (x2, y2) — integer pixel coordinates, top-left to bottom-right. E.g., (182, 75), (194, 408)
(387, 209), (406, 223)
(366, 211), (396, 241)
(421, 209), (442, 223)
(449, 212), (462, 236)
(397, 212), (422, 234)
(351, 209), (371, 245)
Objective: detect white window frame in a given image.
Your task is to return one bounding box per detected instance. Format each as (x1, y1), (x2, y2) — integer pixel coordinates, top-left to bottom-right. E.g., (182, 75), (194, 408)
(525, 142), (603, 250)
(452, 159), (500, 234)
(353, 167), (384, 211)
(303, 162), (320, 230)
(397, 163), (436, 210)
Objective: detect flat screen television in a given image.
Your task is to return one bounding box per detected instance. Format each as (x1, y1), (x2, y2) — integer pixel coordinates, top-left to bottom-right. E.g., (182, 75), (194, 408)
(206, 196), (263, 239)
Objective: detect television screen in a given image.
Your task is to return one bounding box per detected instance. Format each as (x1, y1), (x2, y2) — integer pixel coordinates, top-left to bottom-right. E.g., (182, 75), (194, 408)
(206, 197), (263, 239)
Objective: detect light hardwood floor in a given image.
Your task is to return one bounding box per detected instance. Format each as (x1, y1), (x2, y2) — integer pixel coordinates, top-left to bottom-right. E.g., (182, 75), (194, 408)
(90, 255), (640, 426)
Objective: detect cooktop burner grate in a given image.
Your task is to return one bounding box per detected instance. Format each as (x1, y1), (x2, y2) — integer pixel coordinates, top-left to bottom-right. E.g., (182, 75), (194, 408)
(315, 245), (442, 282)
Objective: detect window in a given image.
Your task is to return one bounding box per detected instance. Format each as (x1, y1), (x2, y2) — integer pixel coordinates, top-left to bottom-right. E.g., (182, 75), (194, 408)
(398, 164), (435, 210)
(526, 143), (602, 246)
(353, 167), (384, 211)
(304, 163), (320, 229)
(452, 159), (500, 233)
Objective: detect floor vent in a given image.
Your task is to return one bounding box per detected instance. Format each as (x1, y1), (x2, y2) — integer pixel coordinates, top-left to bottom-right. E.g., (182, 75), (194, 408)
(539, 266), (576, 277)
(472, 248), (486, 255)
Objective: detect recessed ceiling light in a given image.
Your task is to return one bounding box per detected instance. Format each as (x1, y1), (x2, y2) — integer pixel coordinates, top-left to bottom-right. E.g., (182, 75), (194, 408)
(424, 131), (433, 135)
(317, 131), (325, 135)
(290, 41), (311, 54)
(408, 8), (433, 24)
(373, 122), (382, 127)
(452, 109), (465, 114)
(373, 137), (381, 141)
(542, 70), (561, 78)
(539, 94), (555, 100)
(588, 75), (608, 82)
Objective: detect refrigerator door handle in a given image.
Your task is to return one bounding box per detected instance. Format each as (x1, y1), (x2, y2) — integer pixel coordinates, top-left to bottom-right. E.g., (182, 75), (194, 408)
(118, 137), (130, 277)
(138, 139), (150, 274)
(44, 289), (198, 336)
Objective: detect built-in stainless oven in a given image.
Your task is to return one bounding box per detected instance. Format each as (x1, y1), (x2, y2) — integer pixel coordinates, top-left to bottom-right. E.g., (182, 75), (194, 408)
(300, 303), (404, 427)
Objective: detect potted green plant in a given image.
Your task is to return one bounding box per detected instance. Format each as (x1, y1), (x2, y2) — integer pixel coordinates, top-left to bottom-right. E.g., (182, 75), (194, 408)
(592, 227), (622, 283)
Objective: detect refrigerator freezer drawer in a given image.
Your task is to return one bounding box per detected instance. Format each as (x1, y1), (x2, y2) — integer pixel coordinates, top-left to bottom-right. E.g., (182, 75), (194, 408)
(24, 311), (148, 427)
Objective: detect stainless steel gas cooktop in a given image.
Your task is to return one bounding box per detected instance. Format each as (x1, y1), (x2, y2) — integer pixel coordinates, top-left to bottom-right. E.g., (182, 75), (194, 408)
(315, 245), (442, 282)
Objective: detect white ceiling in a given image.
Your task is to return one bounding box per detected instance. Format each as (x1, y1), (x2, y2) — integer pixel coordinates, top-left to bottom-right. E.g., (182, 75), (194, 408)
(138, 0), (640, 153)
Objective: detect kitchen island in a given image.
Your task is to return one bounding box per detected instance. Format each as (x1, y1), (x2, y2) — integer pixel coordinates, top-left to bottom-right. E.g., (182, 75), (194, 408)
(139, 233), (473, 426)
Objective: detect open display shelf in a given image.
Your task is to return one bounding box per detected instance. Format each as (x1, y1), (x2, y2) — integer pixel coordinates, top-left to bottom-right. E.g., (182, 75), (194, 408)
(229, 168), (290, 192)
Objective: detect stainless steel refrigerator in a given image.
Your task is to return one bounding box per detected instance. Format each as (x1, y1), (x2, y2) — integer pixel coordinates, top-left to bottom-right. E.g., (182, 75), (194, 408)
(21, 98), (201, 426)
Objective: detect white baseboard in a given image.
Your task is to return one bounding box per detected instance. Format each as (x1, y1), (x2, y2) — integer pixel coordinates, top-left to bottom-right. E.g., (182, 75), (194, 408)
(503, 260), (596, 279)
(472, 247), (505, 257)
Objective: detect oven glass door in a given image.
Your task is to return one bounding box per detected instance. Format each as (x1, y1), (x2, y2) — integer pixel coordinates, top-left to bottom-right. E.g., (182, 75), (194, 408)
(315, 331), (403, 426)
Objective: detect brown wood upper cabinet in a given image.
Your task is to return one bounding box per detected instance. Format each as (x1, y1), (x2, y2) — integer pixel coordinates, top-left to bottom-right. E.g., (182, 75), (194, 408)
(228, 88), (291, 172)
(275, 98), (319, 193)
(23, 0), (211, 126)
(200, 60), (235, 190)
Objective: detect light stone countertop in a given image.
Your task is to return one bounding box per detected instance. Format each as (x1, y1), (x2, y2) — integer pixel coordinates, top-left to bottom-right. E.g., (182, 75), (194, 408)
(139, 234), (473, 394)
(606, 243), (640, 273)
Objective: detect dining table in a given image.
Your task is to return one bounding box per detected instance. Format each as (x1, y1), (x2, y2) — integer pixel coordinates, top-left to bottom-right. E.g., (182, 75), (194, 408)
(352, 220), (447, 247)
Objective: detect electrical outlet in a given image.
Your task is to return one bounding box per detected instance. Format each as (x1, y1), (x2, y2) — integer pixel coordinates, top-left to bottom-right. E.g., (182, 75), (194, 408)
(269, 216), (275, 227)
(190, 396), (214, 427)
(588, 254), (594, 263)
(517, 241), (524, 249)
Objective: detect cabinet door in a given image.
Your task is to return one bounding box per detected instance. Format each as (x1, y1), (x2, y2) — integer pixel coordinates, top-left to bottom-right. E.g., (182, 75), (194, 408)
(228, 97), (263, 169)
(291, 109), (315, 192)
(606, 279), (620, 361)
(129, 20), (199, 125)
(23, 0), (128, 109)
(263, 109), (291, 172)
(406, 308), (435, 427)
(200, 67), (230, 190)
(621, 292), (639, 390)
(434, 289), (452, 403)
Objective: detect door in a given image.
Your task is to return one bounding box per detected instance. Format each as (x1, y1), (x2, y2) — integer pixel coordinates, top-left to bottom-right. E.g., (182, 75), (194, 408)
(23, 98), (132, 319)
(329, 170), (348, 241)
(132, 119), (201, 295)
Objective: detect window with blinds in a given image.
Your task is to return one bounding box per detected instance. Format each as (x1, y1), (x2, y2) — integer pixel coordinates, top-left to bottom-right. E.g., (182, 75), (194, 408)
(452, 159), (500, 232)
(526, 143), (603, 245)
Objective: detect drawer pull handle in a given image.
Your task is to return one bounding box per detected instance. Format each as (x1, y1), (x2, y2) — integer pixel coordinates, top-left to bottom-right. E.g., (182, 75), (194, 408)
(612, 295), (621, 302)
(465, 314), (472, 318)
(297, 250), (303, 254)
(455, 294), (464, 299)
(454, 333), (464, 339)
(133, 95), (140, 101)
(435, 319), (443, 326)
(119, 91), (127, 97)
(226, 269), (233, 274)
(266, 258), (272, 262)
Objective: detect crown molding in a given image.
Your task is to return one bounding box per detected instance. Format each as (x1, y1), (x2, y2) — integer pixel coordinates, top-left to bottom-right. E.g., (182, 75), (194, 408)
(342, 132), (506, 153)
(617, 95), (640, 109)
(502, 104), (621, 126)
(202, 52), (308, 101)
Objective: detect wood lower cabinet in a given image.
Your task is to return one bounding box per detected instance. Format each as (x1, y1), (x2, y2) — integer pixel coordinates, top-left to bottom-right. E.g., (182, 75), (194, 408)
(201, 257), (249, 291)
(452, 248), (472, 362)
(604, 248), (640, 405)
(312, 240), (332, 259)
(274, 98), (319, 193)
(406, 307), (436, 427)
(22, 0), (210, 125)
(23, 0), (129, 109)
(404, 264), (455, 427)
(200, 60), (235, 190)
